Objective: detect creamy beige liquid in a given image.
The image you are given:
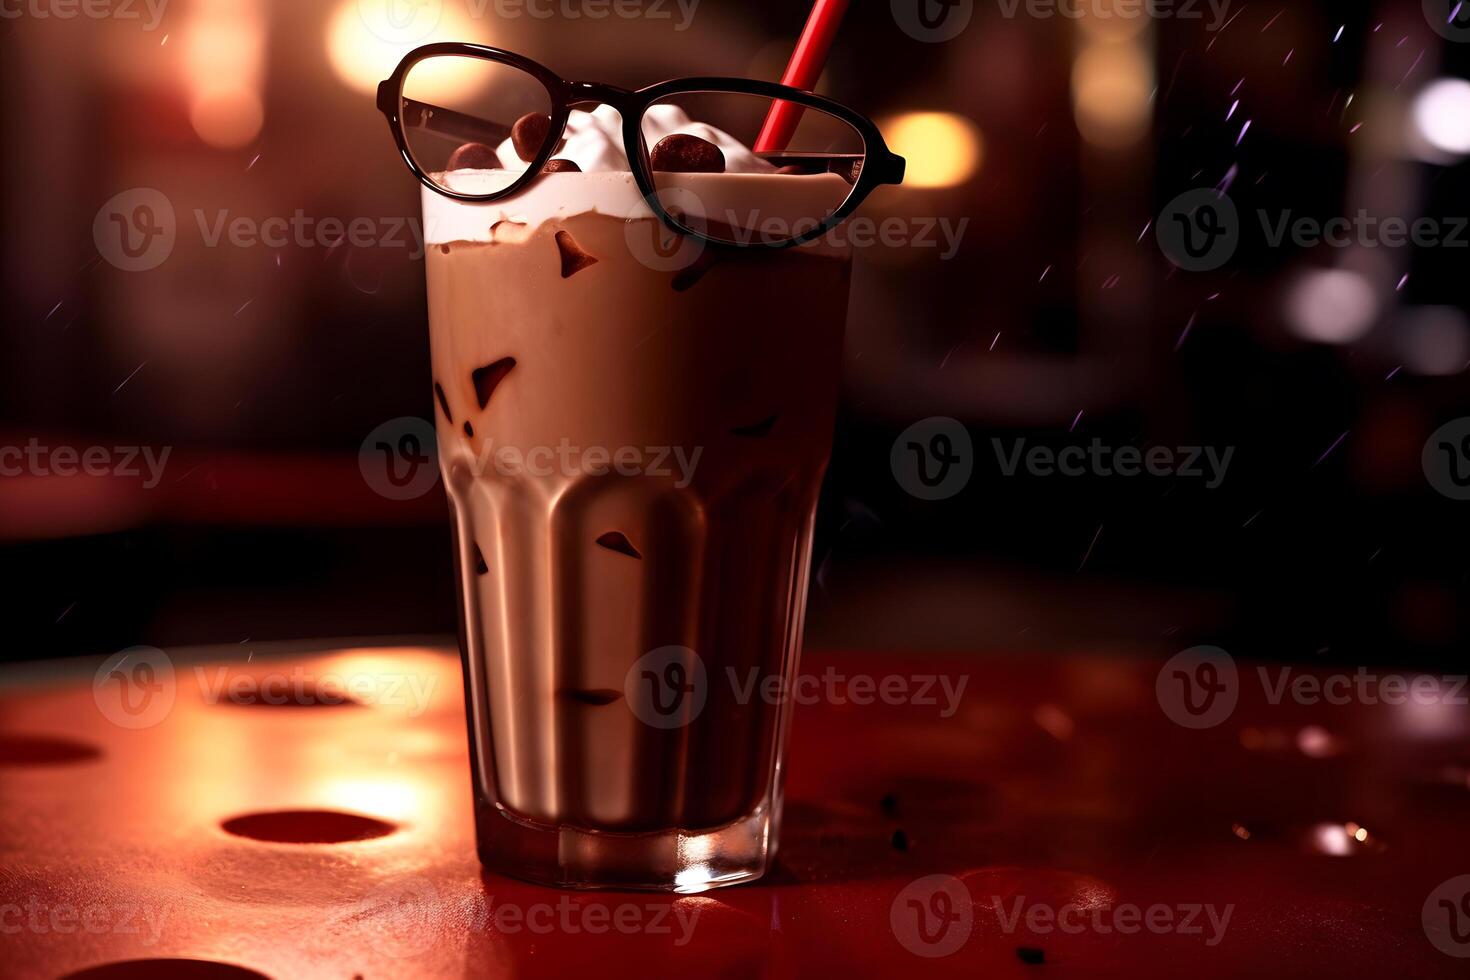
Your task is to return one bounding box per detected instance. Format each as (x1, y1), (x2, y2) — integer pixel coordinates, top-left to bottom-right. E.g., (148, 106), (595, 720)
(427, 208), (849, 833)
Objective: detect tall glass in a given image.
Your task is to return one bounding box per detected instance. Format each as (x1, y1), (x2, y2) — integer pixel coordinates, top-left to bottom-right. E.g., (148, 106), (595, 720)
(422, 169), (850, 890)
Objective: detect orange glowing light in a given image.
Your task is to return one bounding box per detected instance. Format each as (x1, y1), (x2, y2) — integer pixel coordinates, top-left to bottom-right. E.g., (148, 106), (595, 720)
(190, 90), (265, 150)
(1071, 40), (1153, 149)
(182, 0), (266, 149)
(880, 111), (983, 189)
(326, 0), (485, 97)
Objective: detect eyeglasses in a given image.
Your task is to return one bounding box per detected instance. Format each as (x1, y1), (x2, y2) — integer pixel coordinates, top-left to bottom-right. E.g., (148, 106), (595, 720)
(377, 42), (906, 249)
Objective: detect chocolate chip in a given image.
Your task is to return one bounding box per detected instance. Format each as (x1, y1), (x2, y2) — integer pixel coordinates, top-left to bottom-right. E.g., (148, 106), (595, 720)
(439, 244), (450, 254)
(1016, 947), (1045, 965)
(446, 142), (501, 171)
(890, 829), (909, 851)
(731, 414), (777, 438)
(560, 688), (623, 706)
(473, 543), (488, 576)
(595, 531), (641, 559)
(554, 230), (599, 278)
(463, 421), (474, 438)
(541, 158), (581, 173)
(511, 112), (552, 162)
(650, 134), (725, 174)
(433, 381), (453, 424)
(472, 356), (516, 410)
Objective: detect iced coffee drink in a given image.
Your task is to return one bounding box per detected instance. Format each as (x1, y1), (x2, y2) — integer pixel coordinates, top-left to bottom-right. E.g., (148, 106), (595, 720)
(380, 43), (904, 889)
(424, 107), (852, 889)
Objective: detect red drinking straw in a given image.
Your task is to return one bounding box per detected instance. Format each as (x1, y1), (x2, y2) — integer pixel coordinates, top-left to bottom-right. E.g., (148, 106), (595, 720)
(752, 0), (850, 154)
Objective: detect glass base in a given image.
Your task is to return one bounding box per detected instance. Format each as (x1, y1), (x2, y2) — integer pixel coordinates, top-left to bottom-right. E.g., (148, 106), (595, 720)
(474, 801), (775, 892)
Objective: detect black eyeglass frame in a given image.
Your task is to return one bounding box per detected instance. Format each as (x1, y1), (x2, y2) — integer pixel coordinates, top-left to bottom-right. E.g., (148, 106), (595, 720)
(377, 42), (906, 249)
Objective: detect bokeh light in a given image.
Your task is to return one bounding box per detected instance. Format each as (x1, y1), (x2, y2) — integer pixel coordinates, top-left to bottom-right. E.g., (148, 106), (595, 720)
(1071, 40), (1154, 149)
(1396, 306), (1470, 376)
(190, 90), (265, 150)
(1284, 268), (1379, 344)
(326, 0), (485, 97)
(1411, 78), (1470, 158)
(880, 112), (983, 189)
(183, 0), (266, 149)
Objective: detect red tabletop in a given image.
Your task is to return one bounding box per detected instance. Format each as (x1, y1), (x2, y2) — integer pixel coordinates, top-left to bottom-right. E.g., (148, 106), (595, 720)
(2, 643), (1468, 978)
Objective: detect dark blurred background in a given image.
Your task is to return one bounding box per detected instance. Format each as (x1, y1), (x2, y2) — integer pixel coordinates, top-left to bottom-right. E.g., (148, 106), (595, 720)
(3, 0), (1469, 665)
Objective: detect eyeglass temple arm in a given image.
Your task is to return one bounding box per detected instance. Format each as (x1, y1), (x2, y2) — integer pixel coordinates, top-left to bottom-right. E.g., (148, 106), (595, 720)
(382, 87), (513, 148)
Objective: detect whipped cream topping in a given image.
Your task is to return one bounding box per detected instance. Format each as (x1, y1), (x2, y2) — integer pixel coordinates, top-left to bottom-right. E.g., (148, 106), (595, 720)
(493, 104), (777, 175)
(421, 104), (850, 250)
